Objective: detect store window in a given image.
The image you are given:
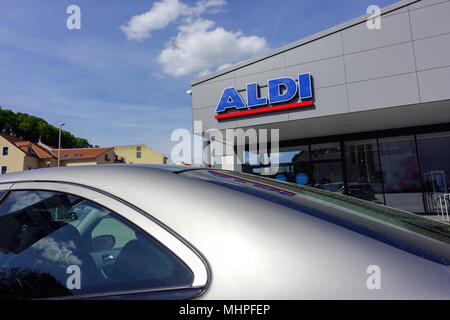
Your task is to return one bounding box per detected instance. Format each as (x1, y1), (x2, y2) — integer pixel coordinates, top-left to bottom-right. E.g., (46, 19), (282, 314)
(270, 146), (310, 183)
(417, 131), (450, 214)
(310, 162), (343, 191)
(344, 139), (384, 204)
(311, 142), (341, 161)
(379, 136), (423, 213)
(309, 142), (343, 191)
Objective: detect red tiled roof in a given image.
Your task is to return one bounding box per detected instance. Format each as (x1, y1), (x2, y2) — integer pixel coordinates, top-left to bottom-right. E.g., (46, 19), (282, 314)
(15, 141), (30, 146)
(51, 147), (112, 160)
(0, 133), (23, 145)
(31, 144), (54, 159)
(0, 133), (111, 160)
(14, 141), (54, 159)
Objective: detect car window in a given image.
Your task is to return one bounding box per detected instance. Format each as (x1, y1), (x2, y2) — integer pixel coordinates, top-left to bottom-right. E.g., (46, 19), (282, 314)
(92, 217), (136, 249)
(0, 190), (194, 299)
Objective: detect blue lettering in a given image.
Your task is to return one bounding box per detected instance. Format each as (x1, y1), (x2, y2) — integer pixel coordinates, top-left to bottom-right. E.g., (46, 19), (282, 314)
(216, 74), (313, 113)
(246, 83), (267, 107)
(299, 73), (312, 99)
(268, 77), (297, 104)
(216, 88), (246, 113)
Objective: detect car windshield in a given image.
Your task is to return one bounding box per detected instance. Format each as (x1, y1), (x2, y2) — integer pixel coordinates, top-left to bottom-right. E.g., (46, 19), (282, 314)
(181, 169), (450, 265)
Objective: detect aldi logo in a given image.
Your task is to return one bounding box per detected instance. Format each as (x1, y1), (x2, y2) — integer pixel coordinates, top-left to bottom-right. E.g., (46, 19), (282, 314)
(215, 73), (313, 120)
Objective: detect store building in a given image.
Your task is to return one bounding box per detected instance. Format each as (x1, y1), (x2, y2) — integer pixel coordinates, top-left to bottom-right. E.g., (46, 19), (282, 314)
(190, 0), (450, 215)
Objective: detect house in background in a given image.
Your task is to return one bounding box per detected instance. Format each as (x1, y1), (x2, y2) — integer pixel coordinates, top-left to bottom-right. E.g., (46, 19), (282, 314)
(0, 133), (114, 174)
(114, 144), (167, 164)
(0, 134), (167, 174)
(0, 133), (57, 173)
(51, 147), (115, 167)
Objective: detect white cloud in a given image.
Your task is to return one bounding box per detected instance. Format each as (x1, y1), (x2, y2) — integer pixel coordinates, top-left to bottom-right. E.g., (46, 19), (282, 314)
(33, 237), (82, 266)
(120, 0), (226, 41)
(157, 19), (268, 77)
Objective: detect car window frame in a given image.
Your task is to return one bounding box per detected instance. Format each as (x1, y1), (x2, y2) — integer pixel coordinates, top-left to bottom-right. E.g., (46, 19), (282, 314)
(0, 181), (209, 300)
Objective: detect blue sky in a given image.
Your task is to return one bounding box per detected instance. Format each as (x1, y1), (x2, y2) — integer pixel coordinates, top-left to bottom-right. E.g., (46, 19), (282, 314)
(0, 0), (398, 157)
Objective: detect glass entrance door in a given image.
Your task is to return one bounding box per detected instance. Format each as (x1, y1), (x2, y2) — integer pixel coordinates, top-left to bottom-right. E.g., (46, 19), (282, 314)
(379, 135), (423, 213)
(309, 142), (344, 192)
(344, 139), (384, 204)
(417, 131), (450, 214)
(310, 161), (344, 192)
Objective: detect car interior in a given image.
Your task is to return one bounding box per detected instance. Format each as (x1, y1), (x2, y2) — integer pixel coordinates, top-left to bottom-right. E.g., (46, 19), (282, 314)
(0, 190), (194, 299)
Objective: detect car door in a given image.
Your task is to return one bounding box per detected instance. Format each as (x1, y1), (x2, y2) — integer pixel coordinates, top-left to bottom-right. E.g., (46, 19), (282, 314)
(0, 181), (208, 299)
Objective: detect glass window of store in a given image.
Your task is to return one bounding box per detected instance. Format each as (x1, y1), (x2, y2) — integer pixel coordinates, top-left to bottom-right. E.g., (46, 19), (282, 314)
(378, 135), (423, 213)
(249, 129), (449, 215)
(267, 143), (344, 189)
(269, 145), (311, 183)
(417, 131), (450, 214)
(343, 139), (384, 204)
(310, 142), (343, 191)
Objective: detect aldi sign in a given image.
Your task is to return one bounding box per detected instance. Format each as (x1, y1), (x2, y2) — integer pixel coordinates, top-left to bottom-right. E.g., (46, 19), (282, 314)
(215, 73), (313, 119)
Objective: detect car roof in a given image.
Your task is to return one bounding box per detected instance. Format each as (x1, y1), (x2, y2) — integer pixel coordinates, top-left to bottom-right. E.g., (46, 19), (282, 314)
(0, 164), (201, 182)
(1, 164), (450, 299)
(1, 164), (449, 264)
(0, 164), (233, 220)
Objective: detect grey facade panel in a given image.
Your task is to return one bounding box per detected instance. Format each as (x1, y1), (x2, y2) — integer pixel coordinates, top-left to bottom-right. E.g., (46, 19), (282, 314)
(192, 78), (235, 109)
(285, 56), (346, 89)
(234, 54), (285, 77)
(344, 42), (416, 83)
(417, 65), (450, 102)
(413, 32), (450, 71)
(193, 107), (237, 131)
(235, 69), (285, 91)
(384, 5), (410, 16)
(202, 72), (235, 83)
(236, 112), (290, 128)
(342, 12), (412, 54)
(409, 0), (449, 11)
(347, 73), (420, 112)
(288, 85), (349, 121)
(409, 0), (450, 39)
(284, 32), (343, 67)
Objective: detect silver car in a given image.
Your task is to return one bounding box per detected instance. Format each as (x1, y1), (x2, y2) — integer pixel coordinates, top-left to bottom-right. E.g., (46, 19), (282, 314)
(0, 165), (448, 299)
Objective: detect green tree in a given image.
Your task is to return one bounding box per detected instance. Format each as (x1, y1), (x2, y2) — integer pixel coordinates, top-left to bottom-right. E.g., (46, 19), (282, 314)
(0, 106), (94, 148)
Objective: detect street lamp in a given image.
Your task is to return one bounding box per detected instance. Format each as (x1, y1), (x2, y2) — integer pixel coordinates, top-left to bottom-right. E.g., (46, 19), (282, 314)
(58, 123), (65, 167)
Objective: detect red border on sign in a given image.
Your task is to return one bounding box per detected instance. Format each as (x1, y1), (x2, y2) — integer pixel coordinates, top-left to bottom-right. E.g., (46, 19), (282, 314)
(215, 100), (313, 120)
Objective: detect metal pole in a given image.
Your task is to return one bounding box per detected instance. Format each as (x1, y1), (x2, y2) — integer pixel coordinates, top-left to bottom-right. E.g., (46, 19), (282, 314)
(58, 123), (64, 167)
